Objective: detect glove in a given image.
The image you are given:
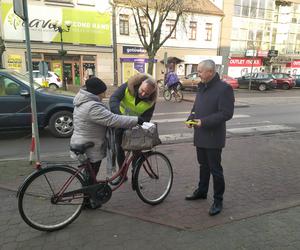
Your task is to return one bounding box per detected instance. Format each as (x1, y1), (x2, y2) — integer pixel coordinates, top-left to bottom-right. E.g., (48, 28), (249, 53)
(137, 116), (145, 125)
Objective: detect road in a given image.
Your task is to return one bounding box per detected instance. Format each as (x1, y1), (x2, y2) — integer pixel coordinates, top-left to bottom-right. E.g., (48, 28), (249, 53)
(1, 89), (300, 160)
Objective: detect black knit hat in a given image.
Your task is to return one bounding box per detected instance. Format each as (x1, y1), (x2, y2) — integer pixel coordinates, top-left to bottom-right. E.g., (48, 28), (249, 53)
(86, 77), (107, 95)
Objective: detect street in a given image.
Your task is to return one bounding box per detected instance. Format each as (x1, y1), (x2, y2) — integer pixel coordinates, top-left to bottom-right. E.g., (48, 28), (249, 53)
(0, 89), (300, 249)
(1, 89), (300, 160)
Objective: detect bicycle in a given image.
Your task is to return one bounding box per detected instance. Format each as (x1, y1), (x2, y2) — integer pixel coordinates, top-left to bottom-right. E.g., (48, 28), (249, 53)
(17, 143), (173, 232)
(163, 85), (183, 102)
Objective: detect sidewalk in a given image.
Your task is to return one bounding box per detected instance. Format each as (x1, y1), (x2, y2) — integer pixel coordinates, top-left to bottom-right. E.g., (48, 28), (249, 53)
(0, 132), (299, 249)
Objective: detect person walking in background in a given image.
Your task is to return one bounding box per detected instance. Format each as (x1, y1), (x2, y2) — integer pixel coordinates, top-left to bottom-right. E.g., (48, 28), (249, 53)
(109, 73), (158, 168)
(185, 59), (235, 216)
(165, 63), (180, 91)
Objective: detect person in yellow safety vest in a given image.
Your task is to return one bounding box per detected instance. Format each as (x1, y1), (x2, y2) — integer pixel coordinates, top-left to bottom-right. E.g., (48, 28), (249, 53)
(109, 73), (158, 169)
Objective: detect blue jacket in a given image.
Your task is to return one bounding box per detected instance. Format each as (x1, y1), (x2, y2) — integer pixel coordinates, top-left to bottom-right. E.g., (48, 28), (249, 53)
(188, 73), (235, 148)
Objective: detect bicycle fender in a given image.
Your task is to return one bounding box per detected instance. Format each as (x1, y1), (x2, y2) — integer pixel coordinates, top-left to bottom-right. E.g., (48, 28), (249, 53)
(16, 169), (40, 198)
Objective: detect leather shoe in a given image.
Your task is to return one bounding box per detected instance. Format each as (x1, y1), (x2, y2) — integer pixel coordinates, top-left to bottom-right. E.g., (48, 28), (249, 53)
(209, 201), (223, 216)
(185, 190), (207, 200)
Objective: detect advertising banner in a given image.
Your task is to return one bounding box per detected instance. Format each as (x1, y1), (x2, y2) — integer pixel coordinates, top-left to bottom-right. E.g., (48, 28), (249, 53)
(1, 2), (111, 46)
(7, 54), (22, 70)
(229, 58), (262, 67)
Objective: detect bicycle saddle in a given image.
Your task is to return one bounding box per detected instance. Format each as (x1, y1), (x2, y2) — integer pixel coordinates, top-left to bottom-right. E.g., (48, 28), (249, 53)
(70, 142), (95, 154)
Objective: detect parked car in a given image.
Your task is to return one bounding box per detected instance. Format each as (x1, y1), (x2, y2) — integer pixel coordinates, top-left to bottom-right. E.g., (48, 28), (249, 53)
(270, 73), (295, 90)
(293, 74), (300, 87)
(180, 72), (239, 90)
(236, 73), (277, 91)
(25, 70), (62, 89)
(222, 75), (239, 89)
(0, 69), (74, 137)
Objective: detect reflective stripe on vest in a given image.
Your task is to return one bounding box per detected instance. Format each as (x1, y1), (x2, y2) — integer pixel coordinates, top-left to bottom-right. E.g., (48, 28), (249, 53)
(119, 87), (153, 116)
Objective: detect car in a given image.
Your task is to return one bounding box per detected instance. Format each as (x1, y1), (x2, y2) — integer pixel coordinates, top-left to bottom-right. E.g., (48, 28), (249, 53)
(179, 72), (200, 90)
(25, 70), (62, 89)
(271, 73), (295, 90)
(222, 75), (239, 89)
(293, 74), (300, 87)
(0, 69), (74, 137)
(236, 73), (277, 91)
(179, 73), (238, 90)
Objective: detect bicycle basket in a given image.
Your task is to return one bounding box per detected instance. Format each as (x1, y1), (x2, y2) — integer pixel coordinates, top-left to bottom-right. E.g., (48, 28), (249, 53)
(121, 124), (161, 151)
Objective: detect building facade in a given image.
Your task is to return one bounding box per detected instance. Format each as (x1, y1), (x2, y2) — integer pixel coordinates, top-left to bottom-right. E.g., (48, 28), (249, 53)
(225, 0), (300, 77)
(114, 0), (224, 84)
(0, 0), (114, 86)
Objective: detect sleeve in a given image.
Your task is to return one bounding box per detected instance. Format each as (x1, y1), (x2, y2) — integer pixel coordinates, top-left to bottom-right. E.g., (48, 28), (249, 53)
(109, 83), (127, 115)
(89, 102), (138, 128)
(201, 85), (235, 128)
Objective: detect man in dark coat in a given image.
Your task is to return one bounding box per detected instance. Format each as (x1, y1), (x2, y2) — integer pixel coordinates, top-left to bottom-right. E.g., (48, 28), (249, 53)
(185, 59), (235, 216)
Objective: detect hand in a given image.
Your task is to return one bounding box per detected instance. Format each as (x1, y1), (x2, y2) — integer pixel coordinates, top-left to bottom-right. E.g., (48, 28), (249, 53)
(137, 116), (145, 125)
(193, 119), (201, 127)
(185, 119), (201, 128)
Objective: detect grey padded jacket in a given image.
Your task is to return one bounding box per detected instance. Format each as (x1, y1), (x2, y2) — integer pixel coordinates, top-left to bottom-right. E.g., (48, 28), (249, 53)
(70, 89), (138, 162)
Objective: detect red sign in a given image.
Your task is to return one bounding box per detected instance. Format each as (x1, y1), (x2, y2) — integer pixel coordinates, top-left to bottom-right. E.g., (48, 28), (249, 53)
(291, 60), (300, 68)
(229, 58), (262, 67)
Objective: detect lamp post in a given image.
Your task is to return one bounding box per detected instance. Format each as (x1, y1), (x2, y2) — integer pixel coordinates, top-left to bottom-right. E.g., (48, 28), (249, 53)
(248, 41), (257, 91)
(51, 20), (72, 90)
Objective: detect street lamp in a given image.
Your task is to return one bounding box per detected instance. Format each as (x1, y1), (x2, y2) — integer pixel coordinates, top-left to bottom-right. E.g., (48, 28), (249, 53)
(248, 41), (257, 91)
(51, 20), (72, 90)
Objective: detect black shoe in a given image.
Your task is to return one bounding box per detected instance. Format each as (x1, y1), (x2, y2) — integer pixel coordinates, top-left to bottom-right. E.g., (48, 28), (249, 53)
(209, 201), (223, 216)
(185, 190), (207, 200)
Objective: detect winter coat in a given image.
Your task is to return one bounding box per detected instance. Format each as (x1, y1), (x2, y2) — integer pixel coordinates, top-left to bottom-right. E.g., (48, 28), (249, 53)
(109, 73), (157, 121)
(188, 73), (235, 149)
(70, 89), (138, 162)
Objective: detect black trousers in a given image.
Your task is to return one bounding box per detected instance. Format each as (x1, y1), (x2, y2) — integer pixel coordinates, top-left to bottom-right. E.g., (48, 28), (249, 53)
(86, 160), (101, 185)
(196, 147), (225, 202)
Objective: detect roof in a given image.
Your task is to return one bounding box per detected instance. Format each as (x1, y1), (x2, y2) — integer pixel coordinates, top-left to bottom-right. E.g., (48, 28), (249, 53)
(114, 0), (224, 16)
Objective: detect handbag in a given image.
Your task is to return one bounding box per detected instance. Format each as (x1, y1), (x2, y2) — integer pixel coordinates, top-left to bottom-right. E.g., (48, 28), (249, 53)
(121, 124), (161, 151)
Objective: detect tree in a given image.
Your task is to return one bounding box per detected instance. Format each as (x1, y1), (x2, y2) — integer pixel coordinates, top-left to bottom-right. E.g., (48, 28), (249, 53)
(0, 36), (5, 68)
(125, 0), (185, 75)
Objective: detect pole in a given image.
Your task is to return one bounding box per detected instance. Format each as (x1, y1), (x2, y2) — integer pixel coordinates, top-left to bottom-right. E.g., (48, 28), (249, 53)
(112, 2), (118, 86)
(23, 0), (41, 164)
(249, 53), (255, 91)
(60, 31), (66, 90)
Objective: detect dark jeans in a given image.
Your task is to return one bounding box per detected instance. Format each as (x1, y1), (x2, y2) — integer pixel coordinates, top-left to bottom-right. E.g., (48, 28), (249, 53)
(196, 147), (225, 202)
(86, 160), (101, 185)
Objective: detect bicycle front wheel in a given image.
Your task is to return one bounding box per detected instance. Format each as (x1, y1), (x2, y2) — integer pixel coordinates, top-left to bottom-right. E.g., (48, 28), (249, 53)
(133, 151), (173, 205)
(163, 89), (172, 101)
(18, 166), (85, 232)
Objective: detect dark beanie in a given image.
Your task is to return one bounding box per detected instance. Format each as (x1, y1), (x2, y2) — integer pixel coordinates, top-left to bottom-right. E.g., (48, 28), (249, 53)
(86, 77), (107, 95)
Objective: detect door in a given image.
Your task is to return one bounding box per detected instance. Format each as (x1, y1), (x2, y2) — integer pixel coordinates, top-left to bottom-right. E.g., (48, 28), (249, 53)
(63, 63), (73, 86)
(0, 75), (31, 128)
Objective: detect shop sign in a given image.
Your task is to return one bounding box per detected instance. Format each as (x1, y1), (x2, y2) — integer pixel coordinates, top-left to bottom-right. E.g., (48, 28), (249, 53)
(1, 2), (111, 46)
(291, 60), (300, 68)
(123, 46), (146, 54)
(120, 58), (157, 63)
(270, 56), (292, 64)
(245, 50), (257, 57)
(228, 58), (262, 67)
(7, 54), (22, 70)
(257, 50), (268, 57)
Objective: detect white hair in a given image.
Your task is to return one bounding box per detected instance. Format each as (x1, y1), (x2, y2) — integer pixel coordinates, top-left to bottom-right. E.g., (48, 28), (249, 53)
(199, 59), (216, 73)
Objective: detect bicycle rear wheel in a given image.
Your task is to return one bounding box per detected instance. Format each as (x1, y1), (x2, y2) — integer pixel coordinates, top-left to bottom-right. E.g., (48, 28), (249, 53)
(18, 166), (85, 231)
(174, 90), (183, 102)
(133, 151), (173, 205)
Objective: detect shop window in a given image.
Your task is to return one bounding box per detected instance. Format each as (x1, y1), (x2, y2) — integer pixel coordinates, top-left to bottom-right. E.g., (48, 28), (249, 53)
(205, 23), (212, 41)
(166, 19), (176, 39)
(120, 14), (129, 35)
(189, 21), (197, 40)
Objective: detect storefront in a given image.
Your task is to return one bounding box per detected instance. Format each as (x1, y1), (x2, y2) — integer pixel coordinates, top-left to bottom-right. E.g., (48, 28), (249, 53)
(228, 57), (263, 78)
(1, 1), (113, 85)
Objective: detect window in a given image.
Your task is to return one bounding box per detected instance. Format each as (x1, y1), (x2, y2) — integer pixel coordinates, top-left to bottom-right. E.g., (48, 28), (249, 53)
(205, 23), (213, 41)
(140, 16), (148, 36)
(166, 19), (176, 39)
(119, 14), (129, 35)
(0, 76), (21, 96)
(189, 21), (197, 40)
(45, 0), (73, 3)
